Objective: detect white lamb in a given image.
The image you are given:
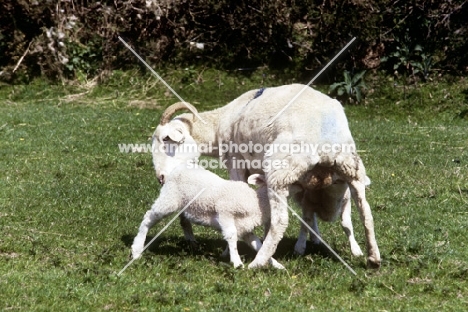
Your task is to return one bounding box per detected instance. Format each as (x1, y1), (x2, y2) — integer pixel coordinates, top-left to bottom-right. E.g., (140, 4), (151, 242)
(131, 163), (286, 269)
(151, 84), (381, 269)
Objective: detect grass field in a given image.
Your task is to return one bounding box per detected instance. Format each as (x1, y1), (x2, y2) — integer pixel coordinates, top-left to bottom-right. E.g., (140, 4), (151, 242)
(1, 69), (468, 311)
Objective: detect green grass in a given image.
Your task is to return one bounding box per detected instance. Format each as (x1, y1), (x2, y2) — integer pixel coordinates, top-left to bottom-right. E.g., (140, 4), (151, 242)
(1, 69), (468, 311)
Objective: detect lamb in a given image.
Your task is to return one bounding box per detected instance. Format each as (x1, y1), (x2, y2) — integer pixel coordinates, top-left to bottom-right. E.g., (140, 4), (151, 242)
(131, 162), (286, 269)
(151, 83), (381, 269)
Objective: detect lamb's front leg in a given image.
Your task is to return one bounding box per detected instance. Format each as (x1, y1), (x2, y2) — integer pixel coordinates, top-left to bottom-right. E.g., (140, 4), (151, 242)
(131, 199), (176, 259)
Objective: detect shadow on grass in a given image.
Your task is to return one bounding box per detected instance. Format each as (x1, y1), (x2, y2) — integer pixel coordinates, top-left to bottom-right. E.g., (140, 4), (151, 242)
(121, 234), (340, 265)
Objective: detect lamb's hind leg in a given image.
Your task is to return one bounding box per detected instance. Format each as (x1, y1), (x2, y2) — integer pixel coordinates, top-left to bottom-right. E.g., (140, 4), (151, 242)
(340, 188), (363, 257)
(179, 214), (198, 249)
(293, 190), (321, 255)
(218, 217), (243, 268)
(242, 232), (285, 270)
(294, 209), (321, 255)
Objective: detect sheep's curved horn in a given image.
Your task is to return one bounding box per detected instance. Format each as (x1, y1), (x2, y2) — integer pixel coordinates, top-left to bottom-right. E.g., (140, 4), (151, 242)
(159, 102), (198, 125)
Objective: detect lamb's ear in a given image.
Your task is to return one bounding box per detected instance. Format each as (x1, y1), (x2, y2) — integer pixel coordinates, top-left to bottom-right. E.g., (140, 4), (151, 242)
(364, 176), (371, 186)
(247, 174), (265, 186)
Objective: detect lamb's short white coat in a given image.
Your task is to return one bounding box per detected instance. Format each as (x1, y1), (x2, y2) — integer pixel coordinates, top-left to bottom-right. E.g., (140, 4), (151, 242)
(131, 164), (285, 269)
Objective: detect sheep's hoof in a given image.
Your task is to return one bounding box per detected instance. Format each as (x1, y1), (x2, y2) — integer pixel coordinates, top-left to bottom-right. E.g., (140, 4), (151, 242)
(367, 258), (381, 269)
(248, 259), (268, 269)
(271, 261), (285, 270)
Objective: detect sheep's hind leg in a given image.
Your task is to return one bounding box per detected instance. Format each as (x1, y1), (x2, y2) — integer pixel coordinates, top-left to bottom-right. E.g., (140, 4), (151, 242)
(242, 232), (285, 270)
(249, 186), (289, 269)
(340, 188), (363, 257)
(348, 179), (381, 268)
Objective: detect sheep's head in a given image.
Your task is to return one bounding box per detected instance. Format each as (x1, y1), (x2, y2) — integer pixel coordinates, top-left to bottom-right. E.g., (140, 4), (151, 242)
(152, 102), (200, 184)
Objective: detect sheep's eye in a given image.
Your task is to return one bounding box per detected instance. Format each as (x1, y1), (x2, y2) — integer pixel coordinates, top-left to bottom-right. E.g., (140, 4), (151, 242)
(162, 136), (170, 142)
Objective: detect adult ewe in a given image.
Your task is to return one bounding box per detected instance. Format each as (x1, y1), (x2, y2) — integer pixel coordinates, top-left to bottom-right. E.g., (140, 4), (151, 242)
(152, 84), (381, 269)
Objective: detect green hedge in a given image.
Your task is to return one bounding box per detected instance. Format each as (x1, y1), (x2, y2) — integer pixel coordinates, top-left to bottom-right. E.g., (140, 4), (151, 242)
(1, 0), (467, 82)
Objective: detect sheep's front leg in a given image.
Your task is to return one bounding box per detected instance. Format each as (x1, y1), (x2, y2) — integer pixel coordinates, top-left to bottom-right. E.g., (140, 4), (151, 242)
(340, 188), (363, 257)
(249, 186), (289, 269)
(348, 180), (380, 268)
(242, 233), (285, 270)
(131, 200), (177, 259)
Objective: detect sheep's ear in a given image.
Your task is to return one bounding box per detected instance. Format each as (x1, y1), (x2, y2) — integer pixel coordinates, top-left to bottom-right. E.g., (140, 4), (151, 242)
(161, 128), (185, 143)
(247, 174), (265, 186)
(364, 176), (371, 186)
(167, 129), (184, 143)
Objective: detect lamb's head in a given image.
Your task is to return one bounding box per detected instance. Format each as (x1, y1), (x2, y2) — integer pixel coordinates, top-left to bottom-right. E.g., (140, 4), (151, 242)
(152, 102), (200, 184)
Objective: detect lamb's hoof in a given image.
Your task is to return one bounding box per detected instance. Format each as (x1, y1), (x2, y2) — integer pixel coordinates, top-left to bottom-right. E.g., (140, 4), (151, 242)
(367, 258), (381, 269)
(350, 245), (364, 257)
(188, 240), (200, 250)
(293, 244), (306, 256)
(233, 262), (245, 269)
(221, 247), (230, 258)
(131, 246), (143, 260)
(132, 252), (142, 260)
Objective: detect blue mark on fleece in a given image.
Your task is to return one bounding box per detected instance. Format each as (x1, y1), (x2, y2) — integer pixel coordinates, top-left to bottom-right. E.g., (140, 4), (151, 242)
(243, 88), (266, 109)
(320, 112), (338, 142)
(253, 87), (265, 99)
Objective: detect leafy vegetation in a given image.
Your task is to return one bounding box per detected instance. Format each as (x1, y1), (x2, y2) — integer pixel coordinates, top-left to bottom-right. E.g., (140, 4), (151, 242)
(1, 69), (467, 310)
(329, 70), (367, 103)
(1, 1), (467, 82)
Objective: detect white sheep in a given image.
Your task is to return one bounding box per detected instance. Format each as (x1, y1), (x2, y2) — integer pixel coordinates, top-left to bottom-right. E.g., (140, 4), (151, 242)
(151, 84), (381, 269)
(131, 163), (286, 269)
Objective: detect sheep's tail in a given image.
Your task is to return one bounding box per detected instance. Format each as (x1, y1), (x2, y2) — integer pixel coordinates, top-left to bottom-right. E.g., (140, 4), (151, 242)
(318, 151), (368, 183)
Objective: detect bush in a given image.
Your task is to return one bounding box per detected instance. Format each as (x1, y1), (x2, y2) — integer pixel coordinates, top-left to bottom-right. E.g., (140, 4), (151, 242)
(0, 0), (467, 82)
